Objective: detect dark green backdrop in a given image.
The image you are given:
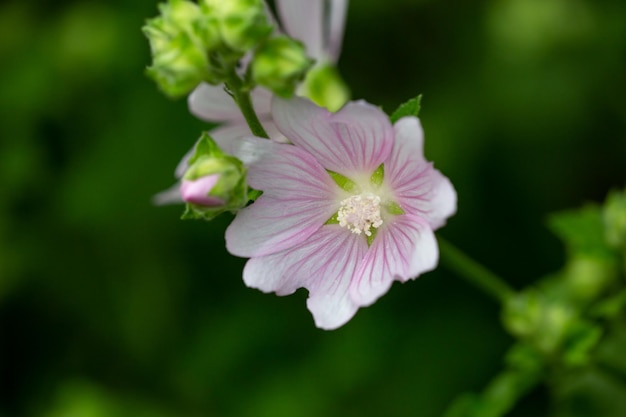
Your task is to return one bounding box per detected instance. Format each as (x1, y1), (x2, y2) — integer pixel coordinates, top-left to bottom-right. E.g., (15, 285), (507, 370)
(1, 0), (624, 416)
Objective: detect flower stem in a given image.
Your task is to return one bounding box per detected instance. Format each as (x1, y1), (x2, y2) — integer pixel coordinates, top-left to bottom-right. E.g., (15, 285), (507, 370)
(438, 237), (515, 304)
(224, 70), (269, 139)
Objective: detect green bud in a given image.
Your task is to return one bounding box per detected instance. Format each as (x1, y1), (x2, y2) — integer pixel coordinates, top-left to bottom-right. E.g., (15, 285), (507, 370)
(563, 254), (618, 304)
(503, 290), (576, 355)
(604, 188), (626, 250)
(181, 133), (248, 221)
(299, 63), (350, 112)
(251, 36), (313, 97)
(202, 0), (272, 53)
(143, 0), (222, 97)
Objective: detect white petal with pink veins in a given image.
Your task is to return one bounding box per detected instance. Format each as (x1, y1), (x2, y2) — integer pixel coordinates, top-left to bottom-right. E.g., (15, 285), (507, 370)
(233, 137), (342, 201)
(189, 83), (273, 122)
(275, 0), (324, 60)
(243, 225), (368, 330)
(226, 195), (337, 258)
(350, 214), (438, 306)
(272, 97), (393, 176)
(387, 117), (457, 228)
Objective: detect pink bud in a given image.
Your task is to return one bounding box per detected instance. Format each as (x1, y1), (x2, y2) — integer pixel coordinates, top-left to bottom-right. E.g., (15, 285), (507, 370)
(180, 175), (225, 206)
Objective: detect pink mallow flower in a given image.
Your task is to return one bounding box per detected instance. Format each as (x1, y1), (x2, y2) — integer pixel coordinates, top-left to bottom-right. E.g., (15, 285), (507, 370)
(226, 97), (457, 330)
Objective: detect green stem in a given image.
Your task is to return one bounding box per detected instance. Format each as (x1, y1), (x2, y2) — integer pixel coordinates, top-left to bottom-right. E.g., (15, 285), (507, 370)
(438, 237), (515, 304)
(224, 70), (269, 139)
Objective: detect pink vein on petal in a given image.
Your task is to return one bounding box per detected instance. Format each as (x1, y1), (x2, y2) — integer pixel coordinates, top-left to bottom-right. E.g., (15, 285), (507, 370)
(350, 214), (439, 306)
(226, 195), (335, 258)
(243, 225), (368, 329)
(272, 97), (394, 175)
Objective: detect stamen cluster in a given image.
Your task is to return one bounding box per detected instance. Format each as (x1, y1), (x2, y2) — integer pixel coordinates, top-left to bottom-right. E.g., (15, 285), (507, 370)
(337, 192), (383, 236)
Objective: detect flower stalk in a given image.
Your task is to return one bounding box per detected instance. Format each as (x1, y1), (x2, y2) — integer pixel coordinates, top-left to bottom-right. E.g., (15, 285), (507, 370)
(438, 237), (515, 304)
(224, 68), (269, 139)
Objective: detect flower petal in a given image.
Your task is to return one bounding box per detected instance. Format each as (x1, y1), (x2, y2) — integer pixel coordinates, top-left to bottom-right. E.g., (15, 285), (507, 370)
(243, 225), (368, 329)
(327, 0), (348, 63)
(386, 117), (457, 229)
(189, 83), (273, 122)
(423, 171), (457, 229)
(272, 97), (394, 176)
(226, 138), (344, 257)
(180, 176), (224, 206)
(350, 214), (438, 306)
(233, 137), (341, 200)
(275, 0), (324, 60)
(226, 195), (333, 257)
(153, 182), (183, 205)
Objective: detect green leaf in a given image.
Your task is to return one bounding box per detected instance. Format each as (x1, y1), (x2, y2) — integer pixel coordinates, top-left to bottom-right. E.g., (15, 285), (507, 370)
(548, 205), (614, 258)
(390, 95), (422, 123)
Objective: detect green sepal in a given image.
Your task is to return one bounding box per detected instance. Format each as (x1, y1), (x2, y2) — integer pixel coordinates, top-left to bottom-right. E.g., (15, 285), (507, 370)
(390, 95), (422, 124)
(384, 200), (405, 215)
(325, 213), (339, 225)
(327, 170), (357, 192)
(247, 188), (262, 202)
(366, 229), (377, 247)
(181, 204), (227, 221)
(187, 132), (222, 166)
(370, 164), (384, 187)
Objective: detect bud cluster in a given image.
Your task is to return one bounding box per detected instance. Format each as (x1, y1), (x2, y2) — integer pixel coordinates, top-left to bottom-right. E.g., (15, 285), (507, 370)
(143, 0), (312, 99)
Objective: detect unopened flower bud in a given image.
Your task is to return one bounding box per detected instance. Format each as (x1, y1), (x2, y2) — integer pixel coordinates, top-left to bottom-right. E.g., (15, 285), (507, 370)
(251, 36), (313, 97)
(143, 0), (222, 96)
(299, 63), (350, 112)
(181, 133), (248, 220)
(180, 175), (224, 206)
(202, 0), (272, 53)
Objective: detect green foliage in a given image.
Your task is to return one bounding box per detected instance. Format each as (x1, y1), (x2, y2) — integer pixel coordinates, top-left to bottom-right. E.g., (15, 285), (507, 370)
(548, 205), (615, 258)
(390, 95), (422, 123)
(444, 344), (543, 417)
(603, 188), (626, 250)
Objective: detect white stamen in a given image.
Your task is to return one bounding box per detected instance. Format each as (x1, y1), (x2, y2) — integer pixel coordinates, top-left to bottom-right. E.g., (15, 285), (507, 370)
(337, 192), (383, 236)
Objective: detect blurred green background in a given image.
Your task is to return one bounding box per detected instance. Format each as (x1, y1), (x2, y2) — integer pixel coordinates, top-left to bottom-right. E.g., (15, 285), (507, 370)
(1, 0), (625, 416)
